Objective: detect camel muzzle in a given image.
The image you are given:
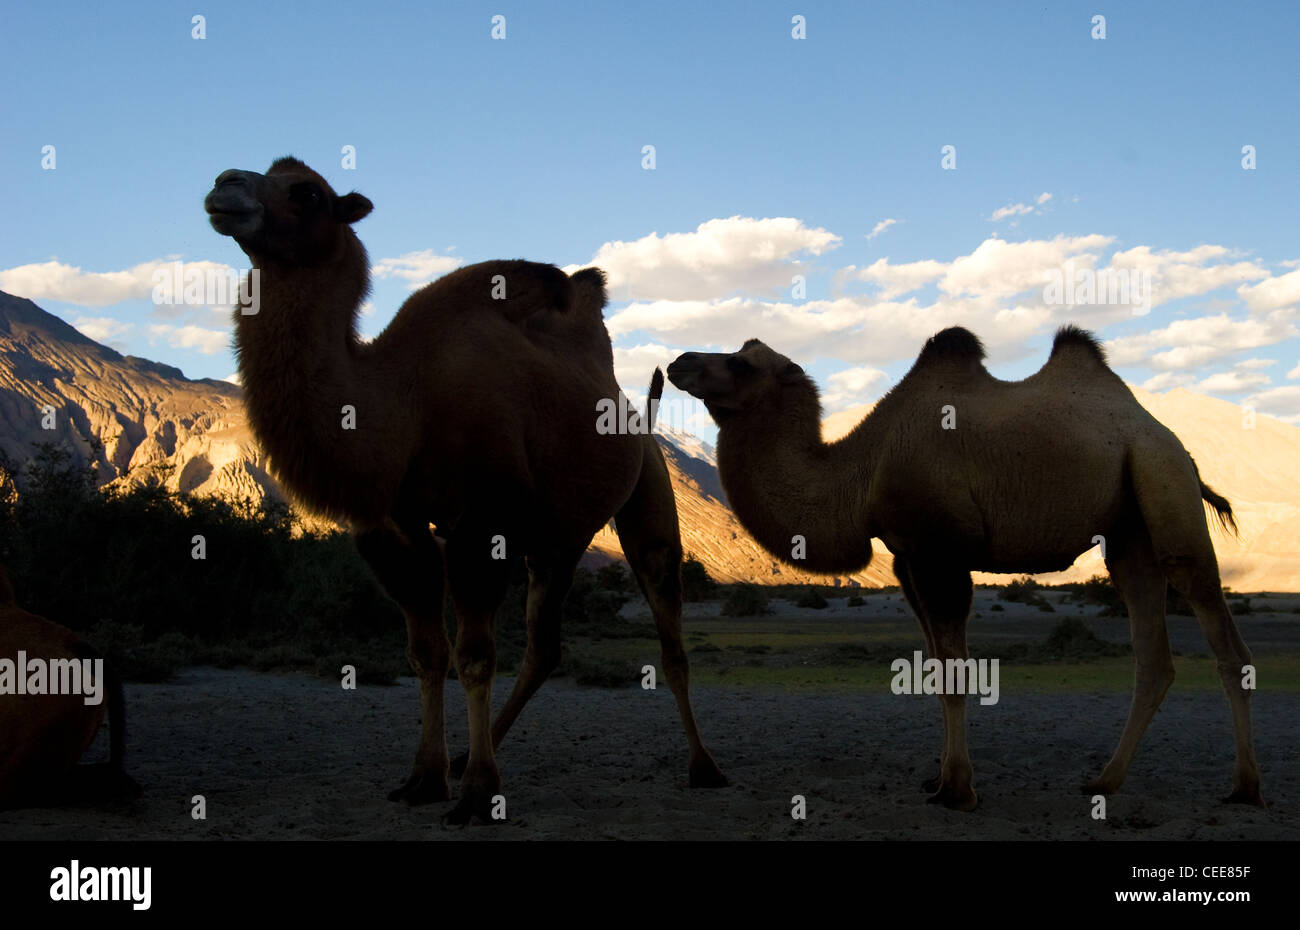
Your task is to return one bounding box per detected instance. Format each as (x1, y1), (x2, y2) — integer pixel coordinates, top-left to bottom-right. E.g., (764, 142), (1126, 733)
(204, 170), (265, 237)
(666, 353), (705, 394)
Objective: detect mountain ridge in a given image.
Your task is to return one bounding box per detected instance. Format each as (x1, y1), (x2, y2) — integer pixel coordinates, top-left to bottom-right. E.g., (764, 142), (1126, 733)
(2, 289), (1297, 590)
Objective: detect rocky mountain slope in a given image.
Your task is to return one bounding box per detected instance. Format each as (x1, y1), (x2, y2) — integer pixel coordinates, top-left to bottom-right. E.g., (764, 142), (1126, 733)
(2, 289), (1297, 590)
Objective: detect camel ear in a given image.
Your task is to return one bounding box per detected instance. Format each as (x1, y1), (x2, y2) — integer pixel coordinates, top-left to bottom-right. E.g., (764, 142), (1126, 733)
(335, 192), (373, 224)
(778, 362), (805, 384)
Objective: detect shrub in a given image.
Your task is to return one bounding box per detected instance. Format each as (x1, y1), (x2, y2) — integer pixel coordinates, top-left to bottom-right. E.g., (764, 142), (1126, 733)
(681, 555), (718, 602)
(559, 650), (639, 688)
(1078, 575), (1126, 616)
(999, 576), (1040, 603)
(1042, 617), (1127, 659)
(846, 595), (865, 607)
(794, 587), (828, 609)
(721, 584), (769, 617)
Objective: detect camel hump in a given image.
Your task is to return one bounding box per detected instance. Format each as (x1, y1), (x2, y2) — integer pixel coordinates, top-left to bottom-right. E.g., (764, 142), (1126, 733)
(494, 260), (573, 317)
(917, 327), (985, 364)
(569, 267), (609, 317)
(1049, 324), (1109, 365)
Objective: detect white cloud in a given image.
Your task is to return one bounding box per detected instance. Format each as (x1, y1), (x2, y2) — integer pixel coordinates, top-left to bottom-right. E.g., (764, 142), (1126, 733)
(1236, 357), (1277, 371)
(1243, 385), (1300, 424)
(1142, 372), (1196, 392)
(0, 258), (238, 307)
(843, 234), (1113, 303)
(147, 324), (230, 355)
(224, 372), (241, 385)
(1108, 245), (1267, 309)
(71, 315), (134, 344)
(844, 257), (946, 299)
(567, 216), (841, 301)
(1196, 370), (1271, 394)
(371, 250), (463, 289)
(942, 235), (1112, 299)
(866, 218), (898, 241)
(821, 365), (891, 411)
(612, 342), (686, 397)
(1105, 311), (1297, 370)
(989, 193), (1051, 221)
(1289, 362), (1300, 379)
(1238, 267), (1300, 313)
(990, 202), (1034, 221)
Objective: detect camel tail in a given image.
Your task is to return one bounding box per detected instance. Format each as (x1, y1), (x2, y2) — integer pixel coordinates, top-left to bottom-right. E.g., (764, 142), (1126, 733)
(1188, 456), (1237, 536)
(646, 368), (665, 431)
(1201, 481), (1238, 537)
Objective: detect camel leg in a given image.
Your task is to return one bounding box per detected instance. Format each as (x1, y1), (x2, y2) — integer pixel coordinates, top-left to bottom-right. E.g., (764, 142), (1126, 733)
(895, 556), (945, 793)
(450, 548), (583, 777)
(355, 523), (451, 805)
(1131, 458), (1263, 805)
(1084, 527), (1174, 797)
(906, 560), (977, 811)
(1163, 557), (1263, 805)
(442, 528), (511, 825)
(615, 440), (727, 788)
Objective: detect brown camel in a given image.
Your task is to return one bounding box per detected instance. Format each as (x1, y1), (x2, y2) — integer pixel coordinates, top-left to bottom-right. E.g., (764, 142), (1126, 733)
(204, 157), (725, 822)
(0, 566), (138, 808)
(667, 327), (1261, 810)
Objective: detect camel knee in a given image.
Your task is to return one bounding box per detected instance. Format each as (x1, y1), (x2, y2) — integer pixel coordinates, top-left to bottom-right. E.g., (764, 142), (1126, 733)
(1158, 553), (1219, 600)
(1142, 661), (1175, 700)
(629, 541), (681, 587)
(454, 635), (496, 689)
(406, 636), (448, 679)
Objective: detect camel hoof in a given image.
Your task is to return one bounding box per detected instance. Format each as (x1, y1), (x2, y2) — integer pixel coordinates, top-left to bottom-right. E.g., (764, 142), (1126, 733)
(387, 771), (451, 805)
(441, 788), (503, 827)
(1222, 788), (1266, 808)
(448, 751), (469, 779)
(926, 784), (978, 811)
(688, 755), (729, 789)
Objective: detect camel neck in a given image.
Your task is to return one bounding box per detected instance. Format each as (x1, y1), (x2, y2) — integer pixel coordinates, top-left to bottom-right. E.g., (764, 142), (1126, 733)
(233, 235), (391, 510)
(716, 405), (874, 575)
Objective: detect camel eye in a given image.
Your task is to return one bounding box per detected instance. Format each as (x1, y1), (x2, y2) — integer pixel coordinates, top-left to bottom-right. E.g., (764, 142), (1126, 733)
(289, 183), (323, 209)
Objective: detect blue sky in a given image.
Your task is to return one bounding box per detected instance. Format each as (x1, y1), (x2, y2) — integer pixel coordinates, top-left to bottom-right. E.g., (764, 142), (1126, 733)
(3, 0), (1299, 439)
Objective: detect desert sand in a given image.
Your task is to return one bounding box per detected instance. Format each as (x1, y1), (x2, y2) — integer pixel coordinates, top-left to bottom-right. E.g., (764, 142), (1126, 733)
(3, 602), (1295, 841)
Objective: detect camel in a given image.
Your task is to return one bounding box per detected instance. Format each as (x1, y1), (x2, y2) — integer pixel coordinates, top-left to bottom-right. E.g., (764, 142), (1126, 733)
(204, 157), (725, 823)
(0, 565), (138, 808)
(667, 327), (1262, 810)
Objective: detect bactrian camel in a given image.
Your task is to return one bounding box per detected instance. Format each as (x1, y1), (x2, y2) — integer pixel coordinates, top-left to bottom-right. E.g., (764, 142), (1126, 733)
(0, 565), (139, 808)
(204, 157), (725, 823)
(668, 327), (1261, 810)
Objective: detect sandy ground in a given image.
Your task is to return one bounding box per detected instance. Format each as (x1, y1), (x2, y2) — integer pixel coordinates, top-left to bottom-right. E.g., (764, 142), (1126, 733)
(1, 656), (1294, 840)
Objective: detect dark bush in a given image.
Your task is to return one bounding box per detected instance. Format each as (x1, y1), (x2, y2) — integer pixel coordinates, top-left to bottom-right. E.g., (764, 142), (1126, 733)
(794, 587), (828, 609)
(721, 584), (769, 617)
(681, 555), (718, 602)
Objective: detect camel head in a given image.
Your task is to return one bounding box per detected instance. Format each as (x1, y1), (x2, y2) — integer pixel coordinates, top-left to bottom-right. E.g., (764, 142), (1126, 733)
(204, 157), (373, 264)
(667, 339), (811, 419)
